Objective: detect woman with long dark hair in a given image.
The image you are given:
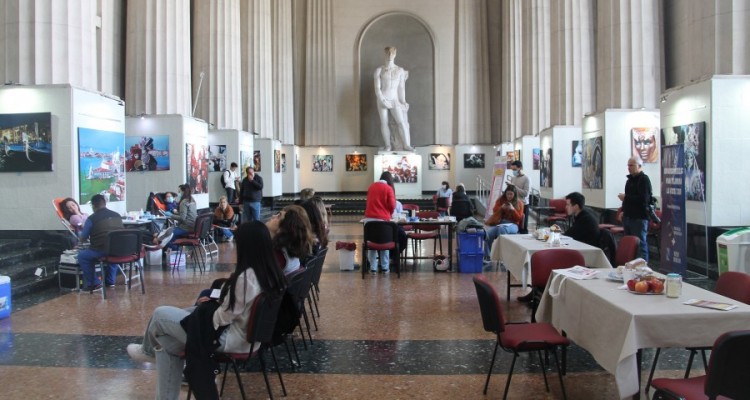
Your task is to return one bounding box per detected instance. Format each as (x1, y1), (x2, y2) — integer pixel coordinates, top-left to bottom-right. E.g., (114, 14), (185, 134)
(127, 221), (287, 400)
(266, 205), (314, 275)
(166, 184), (198, 250)
(483, 185), (524, 262)
(60, 197), (88, 233)
(300, 200), (328, 251)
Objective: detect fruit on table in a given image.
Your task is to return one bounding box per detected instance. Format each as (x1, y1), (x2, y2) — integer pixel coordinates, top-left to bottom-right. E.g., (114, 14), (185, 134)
(627, 276), (665, 294)
(634, 280), (649, 293)
(627, 279), (636, 291)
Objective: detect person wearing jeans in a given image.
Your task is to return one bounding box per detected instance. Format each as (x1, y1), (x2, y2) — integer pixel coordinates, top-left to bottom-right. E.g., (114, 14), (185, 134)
(364, 172), (396, 273)
(77, 194), (123, 292)
(618, 157), (652, 261)
(239, 166), (263, 222)
(483, 186), (524, 263)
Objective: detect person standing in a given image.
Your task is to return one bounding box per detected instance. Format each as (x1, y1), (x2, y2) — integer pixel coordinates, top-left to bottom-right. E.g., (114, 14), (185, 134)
(563, 192), (599, 247)
(618, 157), (652, 261)
(77, 194), (123, 292)
(222, 162), (240, 204)
(364, 171), (397, 274)
(240, 166), (263, 222)
(509, 160), (531, 233)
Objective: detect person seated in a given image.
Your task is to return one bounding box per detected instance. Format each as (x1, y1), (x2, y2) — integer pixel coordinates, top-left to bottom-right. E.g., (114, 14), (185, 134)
(213, 196), (235, 242)
(309, 195), (329, 233)
(483, 185), (524, 263)
(298, 188), (315, 203)
(450, 184), (475, 221)
(300, 200), (328, 256)
(77, 194), (123, 292)
(166, 184), (198, 251)
(563, 192), (599, 247)
(163, 192), (179, 213)
(126, 221), (288, 399)
(265, 205), (314, 276)
(60, 197), (89, 233)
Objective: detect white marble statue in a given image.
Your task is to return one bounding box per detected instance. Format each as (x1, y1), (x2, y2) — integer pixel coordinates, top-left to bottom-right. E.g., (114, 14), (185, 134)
(374, 46), (413, 152)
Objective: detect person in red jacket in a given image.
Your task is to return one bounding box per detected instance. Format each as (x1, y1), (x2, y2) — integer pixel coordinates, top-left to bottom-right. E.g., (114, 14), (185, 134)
(364, 172), (396, 273)
(484, 185), (524, 263)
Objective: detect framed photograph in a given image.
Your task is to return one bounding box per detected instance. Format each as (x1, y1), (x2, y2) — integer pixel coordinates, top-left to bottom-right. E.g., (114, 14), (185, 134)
(186, 143), (209, 194)
(240, 151), (252, 179)
(428, 153), (450, 170)
(463, 153), (485, 169)
(345, 154), (367, 171)
(571, 140), (582, 167)
(274, 150), (281, 173)
(281, 153), (287, 172)
(532, 148), (541, 170)
(312, 155), (333, 172)
(540, 148), (553, 188)
(631, 127), (659, 164)
(506, 151), (515, 168)
(207, 145), (226, 172)
(78, 128), (125, 204)
(126, 135), (170, 171)
(664, 122), (706, 202)
(582, 137), (602, 189)
(0, 112), (52, 172)
(381, 154), (418, 183)
(253, 150), (261, 172)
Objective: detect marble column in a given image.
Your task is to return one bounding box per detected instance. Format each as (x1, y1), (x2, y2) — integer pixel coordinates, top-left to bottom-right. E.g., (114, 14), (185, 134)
(192, 0), (243, 130)
(303, 0), (336, 146)
(456, 0), (491, 144)
(0, 0), (97, 90)
(125, 0), (192, 115)
(596, 0), (662, 110)
(549, 0), (595, 125)
(521, 0), (551, 136)
(242, 0), (274, 138)
(501, 0), (524, 141)
(272, 0), (295, 144)
(98, 0), (125, 98)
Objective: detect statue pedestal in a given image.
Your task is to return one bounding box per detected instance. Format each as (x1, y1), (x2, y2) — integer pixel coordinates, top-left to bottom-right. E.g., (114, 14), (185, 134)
(374, 154), (422, 196)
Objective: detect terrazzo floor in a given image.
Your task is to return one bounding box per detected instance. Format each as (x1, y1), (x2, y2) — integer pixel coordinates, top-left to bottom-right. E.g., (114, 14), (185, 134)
(0, 217), (709, 399)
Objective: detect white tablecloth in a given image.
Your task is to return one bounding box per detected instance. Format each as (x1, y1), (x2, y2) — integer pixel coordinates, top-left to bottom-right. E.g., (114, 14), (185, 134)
(490, 234), (613, 288)
(536, 275), (750, 398)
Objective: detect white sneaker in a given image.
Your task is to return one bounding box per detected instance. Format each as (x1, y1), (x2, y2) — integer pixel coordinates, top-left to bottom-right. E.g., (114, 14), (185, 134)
(127, 343), (156, 363)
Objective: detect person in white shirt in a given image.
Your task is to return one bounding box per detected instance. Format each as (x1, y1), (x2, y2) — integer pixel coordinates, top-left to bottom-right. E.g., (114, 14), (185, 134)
(222, 162), (240, 203)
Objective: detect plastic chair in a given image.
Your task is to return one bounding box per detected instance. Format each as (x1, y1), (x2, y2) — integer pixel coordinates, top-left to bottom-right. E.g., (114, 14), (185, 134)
(529, 249), (585, 322)
(361, 221), (400, 278)
(98, 229), (144, 299)
(647, 272), (750, 392)
(187, 293), (286, 400)
(405, 211), (442, 267)
(473, 275), (570, 400)
(651, 330), (750, 400)
(615, 235), (641, 266)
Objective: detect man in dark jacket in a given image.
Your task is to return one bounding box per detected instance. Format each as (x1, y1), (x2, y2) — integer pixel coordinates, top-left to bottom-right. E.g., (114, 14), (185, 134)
(77, 194), (124, 292)
(564, 192), (599, 247)
(618, 157), (652, 261)
(239, 166), (263, 222)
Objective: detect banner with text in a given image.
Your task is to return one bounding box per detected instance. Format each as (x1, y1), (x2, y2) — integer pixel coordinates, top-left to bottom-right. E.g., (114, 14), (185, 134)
(660, 144), (687, 274)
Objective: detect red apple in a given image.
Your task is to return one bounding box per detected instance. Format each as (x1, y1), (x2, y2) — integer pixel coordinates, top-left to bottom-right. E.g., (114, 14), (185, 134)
(627, 279), (637, 291)
(634, 281), (649, 293)
(651, 280), (665, 294)
(646, 280), (655, 292)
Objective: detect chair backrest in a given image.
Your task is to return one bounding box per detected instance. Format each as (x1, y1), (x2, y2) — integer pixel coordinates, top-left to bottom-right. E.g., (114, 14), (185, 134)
(245, 292), (285, 346)
(615, 235), (641, 266)
(402, 204), (420, 212)
(194, 213), (214, 240)
(107, 229), (142, 258)
(287, 267), (314, 312)
(308, 247), (328, 288)
(472, 275), (505, 334)
(715, 272), (750, 305)
(530, 249), (585, 288)
(436, 197), (451, 209)
(363, 220), (398, 245)
(549, 199), (567, 214)
(415, 211), (441, 231)
(52, 198), (78, 237)
(598, 228), (618, 266)
(704, 330), (750, 400)
(450, 200), (473, 221)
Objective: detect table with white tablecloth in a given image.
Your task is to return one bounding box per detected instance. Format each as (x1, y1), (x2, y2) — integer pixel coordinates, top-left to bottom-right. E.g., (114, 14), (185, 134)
(490, 234), (613, 289)
(536, 274), (750, 398)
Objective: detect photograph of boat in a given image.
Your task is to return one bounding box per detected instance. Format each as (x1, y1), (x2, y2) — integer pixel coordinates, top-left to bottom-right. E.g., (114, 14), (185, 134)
(0, 112), (52, 172)
(78, 128), (126, 204)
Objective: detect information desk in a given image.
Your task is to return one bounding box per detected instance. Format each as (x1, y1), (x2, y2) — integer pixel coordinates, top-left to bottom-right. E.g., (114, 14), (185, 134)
(535, 274), (750, 399)
(490, 234), (612, 289)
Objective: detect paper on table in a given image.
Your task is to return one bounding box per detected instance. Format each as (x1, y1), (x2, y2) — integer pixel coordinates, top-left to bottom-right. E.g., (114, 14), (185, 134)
(683, 298), (738, 311)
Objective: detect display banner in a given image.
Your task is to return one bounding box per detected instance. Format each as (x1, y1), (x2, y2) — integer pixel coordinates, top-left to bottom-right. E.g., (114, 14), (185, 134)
(660, 144), (687, 274)
(485, 161), (507, 221)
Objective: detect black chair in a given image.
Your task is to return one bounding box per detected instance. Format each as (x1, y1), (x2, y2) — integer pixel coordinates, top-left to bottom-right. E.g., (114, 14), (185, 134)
(188, 293), (286, 400)
(308, 247), (328, 321)
(651, 330), (750, 400)
(450, 200), (474, 222)
(98, 229), (143, 299)
(473, 275), (569, 400)
(361, 221), (400, 278)
(286, 267), (316, 349)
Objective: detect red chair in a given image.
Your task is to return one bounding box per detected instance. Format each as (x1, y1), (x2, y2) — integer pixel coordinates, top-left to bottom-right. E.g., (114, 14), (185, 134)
(406, 211), (443, 266)
(615, 235), (641, 266)
(651, 330), (750, 400)
(433, 195), (451, 214)
(545, 199), (569, 229)
(171, 214), (213, 273)
(647, 272), (750, 392)
(361, 220), (400, 278)
(473, 275), (570, 400)
(599, 207), (623, 230)
(529, 249), (585, 322)
(608, 208), (625, 236)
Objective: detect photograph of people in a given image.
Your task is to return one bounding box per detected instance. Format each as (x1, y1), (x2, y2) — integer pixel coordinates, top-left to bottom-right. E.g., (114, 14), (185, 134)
(631, 127), (659, 163)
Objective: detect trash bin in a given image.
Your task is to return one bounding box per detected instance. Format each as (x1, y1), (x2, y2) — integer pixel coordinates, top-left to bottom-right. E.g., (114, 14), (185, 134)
(716, 227), (750, 275)
(335, 241), (357, 271)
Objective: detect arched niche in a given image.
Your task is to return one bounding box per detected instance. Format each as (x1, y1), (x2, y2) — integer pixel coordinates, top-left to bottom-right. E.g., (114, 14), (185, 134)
(358, 13), (435, 148)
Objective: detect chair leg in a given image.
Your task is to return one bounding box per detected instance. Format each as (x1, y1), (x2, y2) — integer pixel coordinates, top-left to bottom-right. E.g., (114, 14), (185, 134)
(645, 347), (661, 394)
(301, 308), (313, 345)
(483, 341), (500, 395)
(269, 346), (287, 396)
(503, 353), (518, 400)
(231, 359), (247, 400)
(298, 322), (308, 350)
(139, 261), (145, 294)
(551, 348), (568, 400)
(307, 295), (318, 330)
(219, 362), (230, 396)
(258, 349), (274, 400)
(310, 286), (321, 318)
(537, 350), (550, 392)
(289, 335), (302, 366)
(685, 349), (696, 379)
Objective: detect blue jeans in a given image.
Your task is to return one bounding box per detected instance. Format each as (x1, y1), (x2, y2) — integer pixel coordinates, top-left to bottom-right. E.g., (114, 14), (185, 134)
(225, 187), (236, 204)
(368, 249), (390, 271)
(216, 227), (233, 240)
(166, 227), (190, 251)
(484, 222), (519, 260)
(243, 201), (261, 222)
(77, 248), (118, 287)
(623, 216), (649, 261)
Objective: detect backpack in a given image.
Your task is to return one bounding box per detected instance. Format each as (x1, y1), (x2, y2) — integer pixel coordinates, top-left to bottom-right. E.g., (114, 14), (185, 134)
(220, 169), (229, 186)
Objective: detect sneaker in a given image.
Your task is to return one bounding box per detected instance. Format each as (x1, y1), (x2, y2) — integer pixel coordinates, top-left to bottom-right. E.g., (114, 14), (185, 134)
(369, 269), (377, 275)
(516, 291), (534, 302)
(83, 284), (102, 293)
(382, 269), (390, 274)
(127, 343), (156, 363)
(106, 282), (116, 288)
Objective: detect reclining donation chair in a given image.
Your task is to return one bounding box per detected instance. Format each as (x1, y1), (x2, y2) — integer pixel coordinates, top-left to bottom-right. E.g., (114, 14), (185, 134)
(52, 198), (79, 239)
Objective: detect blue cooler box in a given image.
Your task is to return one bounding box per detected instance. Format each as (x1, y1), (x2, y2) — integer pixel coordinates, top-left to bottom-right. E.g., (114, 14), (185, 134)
(458, 231), (484, 254)
(0, 276), (10, 319)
